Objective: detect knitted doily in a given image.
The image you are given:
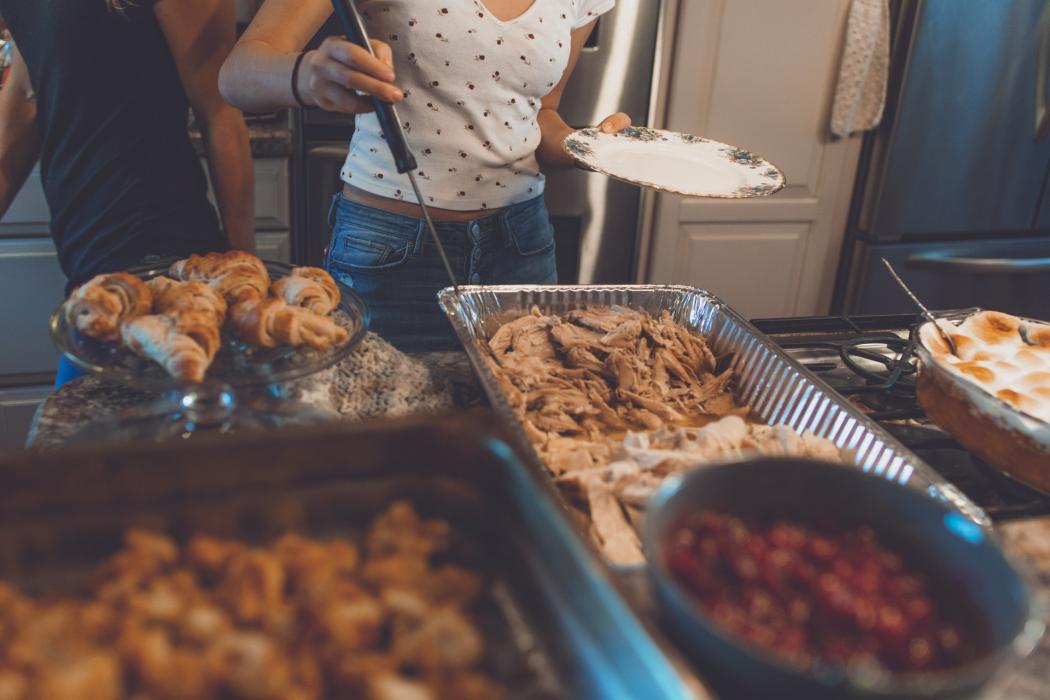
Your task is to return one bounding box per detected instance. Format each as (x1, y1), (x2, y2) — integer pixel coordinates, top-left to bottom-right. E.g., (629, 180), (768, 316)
(289, 332), (454, 420)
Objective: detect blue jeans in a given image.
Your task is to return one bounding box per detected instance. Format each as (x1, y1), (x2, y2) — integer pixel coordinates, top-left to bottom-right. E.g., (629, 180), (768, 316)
(55, 356), (86, 388)
(326, 194), (557, 353)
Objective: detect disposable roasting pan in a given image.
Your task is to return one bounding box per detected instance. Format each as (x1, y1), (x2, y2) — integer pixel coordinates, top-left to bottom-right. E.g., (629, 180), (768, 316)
(438, 285), (987, 530)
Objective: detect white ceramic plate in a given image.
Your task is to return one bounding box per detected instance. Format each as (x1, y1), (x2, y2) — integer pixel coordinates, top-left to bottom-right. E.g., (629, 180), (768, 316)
(563, 127), (785, 198)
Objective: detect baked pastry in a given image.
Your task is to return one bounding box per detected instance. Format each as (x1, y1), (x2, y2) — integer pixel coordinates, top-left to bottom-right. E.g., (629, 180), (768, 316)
(229, 297), (349, 351)
(148, 277), (228, 327)
(64, 272), (152, 342)
(169, 251), (270, 305)
(917, 310), (1050, 491)
(270, 266), (340, 316)
(121, 313), (220, 383)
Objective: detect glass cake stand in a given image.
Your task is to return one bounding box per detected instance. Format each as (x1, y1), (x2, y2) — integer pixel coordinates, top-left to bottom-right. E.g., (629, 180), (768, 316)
(51, 260), (369, 444)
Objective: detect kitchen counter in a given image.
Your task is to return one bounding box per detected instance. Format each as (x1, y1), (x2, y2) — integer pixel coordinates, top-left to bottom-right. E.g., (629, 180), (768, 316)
(189, 119), (293, 158)
(21, 342), (1050, 698)
(27, 333), (482, 449)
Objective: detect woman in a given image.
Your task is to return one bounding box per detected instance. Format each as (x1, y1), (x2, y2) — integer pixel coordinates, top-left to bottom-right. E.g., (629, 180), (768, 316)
(0, 0), (254, 385)
(221, 0), (627, 352)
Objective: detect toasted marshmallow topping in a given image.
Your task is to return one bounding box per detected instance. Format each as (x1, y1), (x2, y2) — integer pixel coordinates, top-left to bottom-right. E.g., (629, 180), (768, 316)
(919, 311), (1050, 424)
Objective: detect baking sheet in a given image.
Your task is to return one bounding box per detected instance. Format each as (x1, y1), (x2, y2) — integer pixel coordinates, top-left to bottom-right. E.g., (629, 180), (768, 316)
(438, 285), (988, 528)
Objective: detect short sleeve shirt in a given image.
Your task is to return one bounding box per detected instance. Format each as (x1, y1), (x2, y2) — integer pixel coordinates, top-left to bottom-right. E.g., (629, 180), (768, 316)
(341, 0), (615, 210)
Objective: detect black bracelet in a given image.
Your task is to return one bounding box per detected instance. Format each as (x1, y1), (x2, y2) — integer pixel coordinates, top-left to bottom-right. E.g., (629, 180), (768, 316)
(291, 50), (309, 109)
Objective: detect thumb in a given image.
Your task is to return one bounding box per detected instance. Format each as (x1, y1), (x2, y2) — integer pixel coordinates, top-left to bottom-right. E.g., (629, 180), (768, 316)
(599, 112), (632, 133)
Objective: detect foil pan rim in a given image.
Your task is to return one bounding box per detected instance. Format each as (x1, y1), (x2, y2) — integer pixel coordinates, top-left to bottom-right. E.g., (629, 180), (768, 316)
(437, 285), (989, 530)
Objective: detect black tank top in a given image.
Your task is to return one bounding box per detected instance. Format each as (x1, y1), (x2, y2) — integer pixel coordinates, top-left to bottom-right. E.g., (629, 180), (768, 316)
(0, 0), (226, 290)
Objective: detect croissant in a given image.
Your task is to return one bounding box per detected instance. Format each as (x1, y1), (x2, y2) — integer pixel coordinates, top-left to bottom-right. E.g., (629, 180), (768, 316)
(148, 277), (228, 327)
(270, 267), (340, 316)
(170, 251), (270, 305)
(229, 298), (349, 351)
(121, 314), (217, 383)
(65, 272), (153, 342)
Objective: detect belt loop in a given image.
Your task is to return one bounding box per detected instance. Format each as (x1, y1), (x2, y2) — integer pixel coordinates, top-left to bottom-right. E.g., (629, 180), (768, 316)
(327, 192), (342, 229)
(414, 221), (426, 256)
(498, 206), (513, 246)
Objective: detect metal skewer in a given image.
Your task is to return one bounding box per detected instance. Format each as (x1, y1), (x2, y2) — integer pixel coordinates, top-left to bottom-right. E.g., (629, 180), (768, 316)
(881, 258), (958, 356)
(330, 0), (460, 294)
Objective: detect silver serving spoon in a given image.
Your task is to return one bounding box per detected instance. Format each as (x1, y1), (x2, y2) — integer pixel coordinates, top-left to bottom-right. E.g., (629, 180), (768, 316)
(881, 258), (959, 357)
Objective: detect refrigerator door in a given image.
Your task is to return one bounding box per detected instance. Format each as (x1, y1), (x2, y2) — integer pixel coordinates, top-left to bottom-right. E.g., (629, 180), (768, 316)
(845, 237), (1050, 318)
(864, 0), (1050, 240)
(543, 0), (661, 283)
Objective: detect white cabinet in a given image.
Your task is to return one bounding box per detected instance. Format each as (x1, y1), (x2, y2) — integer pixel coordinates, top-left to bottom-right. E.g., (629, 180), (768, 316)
(0, 165), (48, 235)
(0, 386), (51, 451)
(202, 156), (291, 259)
(0, 238), (66, 377)
(252, 158), (291, 233)
(644, 0), (863, 318)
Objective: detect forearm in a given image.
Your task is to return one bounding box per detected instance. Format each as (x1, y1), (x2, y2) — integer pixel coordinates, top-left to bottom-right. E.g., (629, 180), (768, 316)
(199, 107), (255, 251)
(536, 107), (577, 170)
(219, 40), (301, 113)
(0, 82), (41, 216)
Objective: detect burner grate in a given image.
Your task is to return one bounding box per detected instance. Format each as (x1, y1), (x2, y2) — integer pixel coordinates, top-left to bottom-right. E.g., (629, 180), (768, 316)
(751, 313), (1050, 522)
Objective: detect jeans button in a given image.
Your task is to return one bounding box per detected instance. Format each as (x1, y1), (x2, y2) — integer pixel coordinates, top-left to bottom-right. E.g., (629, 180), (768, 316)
(470, 223), (481, 237)
(469, 272), (481, 284)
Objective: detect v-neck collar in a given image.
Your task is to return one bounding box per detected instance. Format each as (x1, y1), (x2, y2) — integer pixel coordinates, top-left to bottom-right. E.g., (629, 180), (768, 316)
(477, 0), (541, 25)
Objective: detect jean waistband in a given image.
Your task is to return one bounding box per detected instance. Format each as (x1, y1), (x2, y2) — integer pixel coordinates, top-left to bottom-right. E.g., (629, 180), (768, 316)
(329, 192), (546, 235)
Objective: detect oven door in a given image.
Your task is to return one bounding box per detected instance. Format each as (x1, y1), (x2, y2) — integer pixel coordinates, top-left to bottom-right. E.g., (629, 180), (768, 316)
(844, 236), (1050, 318)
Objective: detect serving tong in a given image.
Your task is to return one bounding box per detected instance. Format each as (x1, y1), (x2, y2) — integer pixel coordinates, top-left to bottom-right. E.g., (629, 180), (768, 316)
(330, 0), (460, 294)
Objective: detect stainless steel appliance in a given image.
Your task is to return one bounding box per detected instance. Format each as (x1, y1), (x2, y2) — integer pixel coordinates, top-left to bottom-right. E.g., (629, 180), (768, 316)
(833, 0), (1050, 318)
(292, 1), (664, 283)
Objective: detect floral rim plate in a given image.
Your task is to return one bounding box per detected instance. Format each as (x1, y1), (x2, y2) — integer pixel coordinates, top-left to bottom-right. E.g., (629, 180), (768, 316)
(563, 126), (786, 198)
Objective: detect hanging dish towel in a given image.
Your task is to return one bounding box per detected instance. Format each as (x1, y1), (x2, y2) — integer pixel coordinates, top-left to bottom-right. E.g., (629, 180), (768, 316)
(830, 0), (890, 137)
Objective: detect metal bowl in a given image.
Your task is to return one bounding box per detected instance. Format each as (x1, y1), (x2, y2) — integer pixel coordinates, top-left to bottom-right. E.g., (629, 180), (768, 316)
(643, 458), (1044, 699)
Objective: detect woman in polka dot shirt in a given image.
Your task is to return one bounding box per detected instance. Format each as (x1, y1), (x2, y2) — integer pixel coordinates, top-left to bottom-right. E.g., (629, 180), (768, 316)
(221, 0), (626, 352)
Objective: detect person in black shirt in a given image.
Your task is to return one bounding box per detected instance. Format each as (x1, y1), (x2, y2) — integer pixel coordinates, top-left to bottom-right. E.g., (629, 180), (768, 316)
(0, 0), (253, 384)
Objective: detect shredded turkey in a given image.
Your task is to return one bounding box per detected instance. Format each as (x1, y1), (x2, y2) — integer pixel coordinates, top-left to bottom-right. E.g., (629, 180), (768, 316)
(482, 306), (746, 471)
(483, 307), (850, 566)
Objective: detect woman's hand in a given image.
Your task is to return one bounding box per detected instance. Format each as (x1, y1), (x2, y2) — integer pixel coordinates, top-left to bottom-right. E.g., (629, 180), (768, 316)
(596, 112), (632, 133)
(297, 36), (403, 113)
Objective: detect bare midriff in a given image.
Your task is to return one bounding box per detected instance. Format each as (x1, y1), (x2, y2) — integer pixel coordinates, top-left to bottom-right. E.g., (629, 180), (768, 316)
(342, 183), (497, 222)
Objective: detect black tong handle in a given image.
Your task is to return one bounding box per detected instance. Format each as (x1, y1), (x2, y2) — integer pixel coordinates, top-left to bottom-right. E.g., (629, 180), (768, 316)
(329, 0), (417, 174)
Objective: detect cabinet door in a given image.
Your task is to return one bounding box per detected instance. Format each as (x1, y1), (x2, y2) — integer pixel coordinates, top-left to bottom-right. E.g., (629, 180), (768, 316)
(0, 239), (65, 378)
(0, 386), (51, 452)
(252, 158), (291, 232)
(201, 157), (290, 232)
(646, 0), (862, 317)
(0, 165), (49, 236)
(256, 232), (290, 263)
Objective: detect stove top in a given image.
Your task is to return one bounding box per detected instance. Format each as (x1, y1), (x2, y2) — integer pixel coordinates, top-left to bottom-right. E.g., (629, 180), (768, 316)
(751, 314), (1050, 522)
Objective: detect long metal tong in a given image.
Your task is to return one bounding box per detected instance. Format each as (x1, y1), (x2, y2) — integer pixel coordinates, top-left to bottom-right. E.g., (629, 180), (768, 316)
(330, 0), (460, 294)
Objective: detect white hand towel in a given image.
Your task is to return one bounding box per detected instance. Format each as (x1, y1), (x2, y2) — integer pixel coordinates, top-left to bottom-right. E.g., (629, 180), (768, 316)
(831, 0), (890, 138)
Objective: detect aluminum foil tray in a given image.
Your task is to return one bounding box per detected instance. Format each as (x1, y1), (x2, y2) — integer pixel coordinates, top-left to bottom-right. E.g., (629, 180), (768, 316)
(438, 285), (987, 527)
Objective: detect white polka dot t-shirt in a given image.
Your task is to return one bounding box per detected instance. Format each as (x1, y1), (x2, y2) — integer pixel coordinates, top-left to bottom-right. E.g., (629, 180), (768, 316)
(340, 0), (615, 211)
